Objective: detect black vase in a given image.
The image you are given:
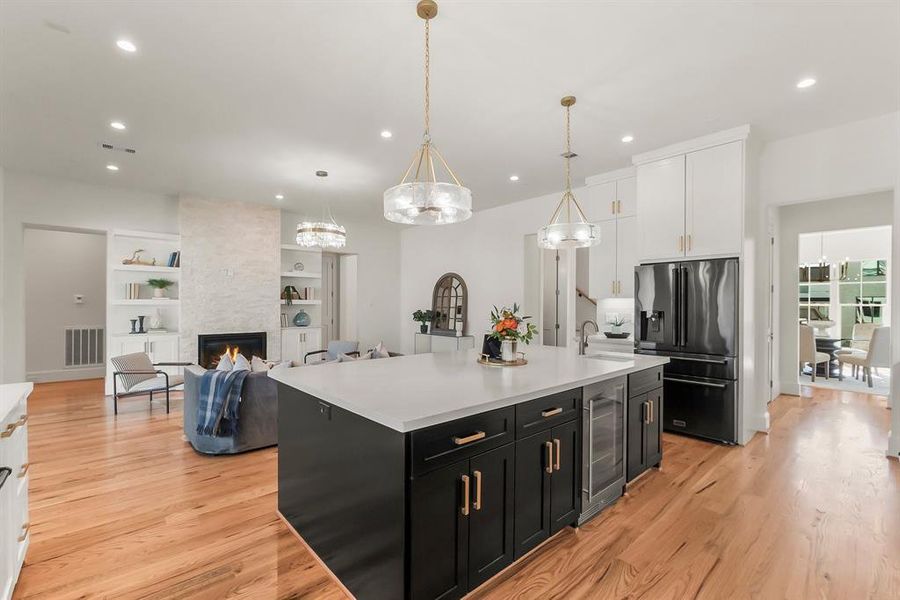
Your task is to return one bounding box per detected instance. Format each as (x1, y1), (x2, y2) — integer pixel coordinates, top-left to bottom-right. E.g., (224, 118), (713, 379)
(137, 315), (146, 334)
(482, 334), (502, 360)
(420, 323), (428, 334)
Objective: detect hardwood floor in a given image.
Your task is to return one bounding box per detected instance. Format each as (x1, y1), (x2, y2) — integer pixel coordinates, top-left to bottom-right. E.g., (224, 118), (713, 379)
(14, 380), (900, 599)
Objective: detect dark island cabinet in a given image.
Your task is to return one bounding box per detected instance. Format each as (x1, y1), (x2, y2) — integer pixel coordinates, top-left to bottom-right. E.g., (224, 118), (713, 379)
(626, 369), (664, 482)
(410, 442), (516, 600)
(513, 415), (580, 558)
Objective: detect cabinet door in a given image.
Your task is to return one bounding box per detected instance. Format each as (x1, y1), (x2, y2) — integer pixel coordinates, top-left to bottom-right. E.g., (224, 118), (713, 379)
(467, 444), (515, 589)
(549, 420), (579, 534)
(644, 388), (663, 469)
(410, 460), (470, 600)
(304, 328), (322, 354)
(636, 156), (686, 263)
(148, 335), (180, 377)
(615, 216), (637, 298)
(626, 392), (648, 482)
(280, 329), (302, 363)
(583, 181), (617, 222)
(513, 431), (552, 559)
(616, 177), (636, 219)
(588, 220), (618, 301)
(112, 335), (148, 356)
(685, 141), (743, 258)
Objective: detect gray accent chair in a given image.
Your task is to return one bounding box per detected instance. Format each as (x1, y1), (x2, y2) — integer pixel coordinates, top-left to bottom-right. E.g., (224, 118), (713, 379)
(183, 365), (278, 455)
(304, 340), (360, 364)
(110, 352), (188, 415)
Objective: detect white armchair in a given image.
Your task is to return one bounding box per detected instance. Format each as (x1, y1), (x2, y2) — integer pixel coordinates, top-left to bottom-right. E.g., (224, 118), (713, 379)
(799, 324), (830, 382)
(838, 326), (890, 388)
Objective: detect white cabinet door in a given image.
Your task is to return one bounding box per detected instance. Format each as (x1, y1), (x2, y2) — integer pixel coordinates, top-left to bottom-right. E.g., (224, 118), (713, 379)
(685, 141), (743, 258)
(303, 329), (322, 354)
(636, 156), (686, 263)
(589, 220), (618, 301)
(148, 335), (180, 378)
(281, 329), (303, 363)
(111, 335), (148, 356)
(615, 177), (636, 219)
(582, 181), (617, 222)
(616, 216), (638, 298)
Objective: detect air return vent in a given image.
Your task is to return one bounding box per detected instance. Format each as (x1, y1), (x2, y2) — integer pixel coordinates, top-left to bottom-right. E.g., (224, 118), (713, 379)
(65, 327), (105, 367)
(98, 142), (137, 154)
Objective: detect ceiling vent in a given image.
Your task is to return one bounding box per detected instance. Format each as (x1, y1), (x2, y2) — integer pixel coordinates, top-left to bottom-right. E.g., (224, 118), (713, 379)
(98, 142), (137, 154)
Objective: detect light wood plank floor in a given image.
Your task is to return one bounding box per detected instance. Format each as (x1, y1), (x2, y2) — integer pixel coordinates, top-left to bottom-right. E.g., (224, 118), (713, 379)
(13, 379), (900, 599)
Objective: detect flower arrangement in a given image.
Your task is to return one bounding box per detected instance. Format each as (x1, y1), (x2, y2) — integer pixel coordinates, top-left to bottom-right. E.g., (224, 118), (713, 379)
(489, 304), (537, 344)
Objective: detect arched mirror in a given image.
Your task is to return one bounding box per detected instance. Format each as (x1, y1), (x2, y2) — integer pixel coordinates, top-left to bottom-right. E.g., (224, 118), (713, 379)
(431, 273), (467, 336)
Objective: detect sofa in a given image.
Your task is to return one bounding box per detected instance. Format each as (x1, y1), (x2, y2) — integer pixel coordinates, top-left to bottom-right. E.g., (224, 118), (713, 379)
(183, 365), (279, 455)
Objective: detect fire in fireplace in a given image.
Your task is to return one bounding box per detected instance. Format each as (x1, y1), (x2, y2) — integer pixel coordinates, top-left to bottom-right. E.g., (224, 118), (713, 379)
(198, 332), (266, 369)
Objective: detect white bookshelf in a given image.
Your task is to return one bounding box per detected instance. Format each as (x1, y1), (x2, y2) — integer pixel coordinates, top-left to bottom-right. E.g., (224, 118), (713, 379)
(280, 245), (323, 327)
(105, 229), (182, 394)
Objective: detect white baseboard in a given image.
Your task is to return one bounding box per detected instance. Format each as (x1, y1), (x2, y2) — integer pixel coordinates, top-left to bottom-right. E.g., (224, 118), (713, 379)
(27, 367), (105, 383)
(888, 431), (900, 460)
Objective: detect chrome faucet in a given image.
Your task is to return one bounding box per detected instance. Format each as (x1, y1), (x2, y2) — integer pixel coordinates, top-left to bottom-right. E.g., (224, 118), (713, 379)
(580, 320), (599, 355)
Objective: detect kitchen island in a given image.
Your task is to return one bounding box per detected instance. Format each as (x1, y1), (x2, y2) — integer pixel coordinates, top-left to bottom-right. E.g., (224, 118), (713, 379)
(270, 346), (668, 600)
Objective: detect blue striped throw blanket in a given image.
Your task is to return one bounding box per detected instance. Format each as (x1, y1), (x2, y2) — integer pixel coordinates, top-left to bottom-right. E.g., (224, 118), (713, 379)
(196, 369), (250, 437)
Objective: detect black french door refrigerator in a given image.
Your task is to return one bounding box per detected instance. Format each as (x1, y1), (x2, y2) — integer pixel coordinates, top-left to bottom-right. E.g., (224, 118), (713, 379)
(634, 258), (739, 444)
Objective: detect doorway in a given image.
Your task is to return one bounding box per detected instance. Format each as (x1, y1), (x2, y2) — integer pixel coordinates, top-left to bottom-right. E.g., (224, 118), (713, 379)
(24, 227), (106, 382)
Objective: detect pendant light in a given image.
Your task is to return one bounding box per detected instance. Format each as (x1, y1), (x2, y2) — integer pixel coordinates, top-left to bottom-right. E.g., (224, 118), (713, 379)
(537, 96), (599, 249)
(383, 0), (472, 225)
(296, 170), (347, 249)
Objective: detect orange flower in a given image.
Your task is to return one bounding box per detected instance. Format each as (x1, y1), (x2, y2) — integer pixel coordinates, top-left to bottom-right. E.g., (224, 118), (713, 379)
(494, 322), (505, 333)
(503, 318), (518, 331)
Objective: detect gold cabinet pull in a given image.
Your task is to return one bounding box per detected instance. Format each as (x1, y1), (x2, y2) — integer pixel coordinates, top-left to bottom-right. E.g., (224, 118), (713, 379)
(617, 199), (622, 214)
(612, 280), (616, 295)
(649, 399), (654, 423)
(544, 441), (553, 474)
(610, 200), (615, 215)
(460, 475), (470, 516)
(17, 414), (28, 426)
(1, 423), (17, 438)
(473, 470), (482, 511)
(553, 439), (561, 471)
(678, 235), (684, 252)
(18, 463), (29, 479)
(687, 234), (692, 252)
(541, 407), (562, 418)
(452, 431), (486, 446)
(643, 402), (650, 425)
(18, 522), (30, 543)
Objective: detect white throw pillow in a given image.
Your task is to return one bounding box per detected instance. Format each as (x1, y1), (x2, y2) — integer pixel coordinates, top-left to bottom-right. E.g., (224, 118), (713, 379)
(250, 356), (270, 372)
(372, 341), (391, 359)
(232, 353), (251, 372)
(216, 353), (234, 371)
(268, 361), (291, 375)
(338, 351), (373, 362)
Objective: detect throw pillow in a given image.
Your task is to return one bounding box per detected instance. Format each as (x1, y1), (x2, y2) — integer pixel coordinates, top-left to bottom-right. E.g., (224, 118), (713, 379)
(268, 361), (291, 375)
(232, 353), (251, 372)
(216, 353), (234, 371)
(338, 351), (373, 362)
(372, 341), (391, 359)
(250, 356), (270, 372)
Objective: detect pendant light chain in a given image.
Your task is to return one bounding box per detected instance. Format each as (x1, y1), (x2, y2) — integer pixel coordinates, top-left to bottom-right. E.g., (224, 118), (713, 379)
(424, 18), (430, 139)
(565, 103), (572, 223)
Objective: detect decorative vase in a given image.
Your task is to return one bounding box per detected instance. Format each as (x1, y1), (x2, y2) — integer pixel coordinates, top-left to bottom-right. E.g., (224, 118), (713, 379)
(153, 287), (166, 299)
(149, 309), (164, 331)
(129, 319), (138, 334)
(137, 315), (146, 334)
(420, 323), (428, 334)
(293, 310), (311, 327)
(501, 339), (517, 362)
(611, 324), (622, 334)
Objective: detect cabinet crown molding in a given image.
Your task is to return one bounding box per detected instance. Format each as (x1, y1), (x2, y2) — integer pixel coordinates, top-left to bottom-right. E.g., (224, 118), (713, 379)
(584, 166), (636, 186)
(631, 124), (750, 166)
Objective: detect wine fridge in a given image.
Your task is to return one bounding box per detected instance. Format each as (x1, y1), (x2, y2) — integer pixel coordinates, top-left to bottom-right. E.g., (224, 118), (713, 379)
(578, 376), (627, 524)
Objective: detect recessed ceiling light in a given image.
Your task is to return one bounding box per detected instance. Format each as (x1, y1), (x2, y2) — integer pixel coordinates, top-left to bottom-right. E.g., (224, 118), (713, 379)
(106, 164), (119, 171)
(275, 194), (284, 200)
(380, 130), (393, 139)
(796, 77), (816, 89)
(509, 175), (519, 181)
(116, 39), (137, 53)
(110, 121), (126, 130)
(621, 135), (634, 143)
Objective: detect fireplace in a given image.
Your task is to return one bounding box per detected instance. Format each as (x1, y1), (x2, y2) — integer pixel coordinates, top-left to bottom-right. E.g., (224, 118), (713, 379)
(198, 332), (267, 369)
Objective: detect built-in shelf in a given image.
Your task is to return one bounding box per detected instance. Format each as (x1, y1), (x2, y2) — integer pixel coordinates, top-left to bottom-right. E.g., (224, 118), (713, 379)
(112, 264), (180, 274)
(281, 244), (322, 253)
(112, 330), (180, 337)
(282, 326), (323, 330)
(111, 299), (181, 306)
(280, 300), (321, 305)
(281, 272), (322, 279)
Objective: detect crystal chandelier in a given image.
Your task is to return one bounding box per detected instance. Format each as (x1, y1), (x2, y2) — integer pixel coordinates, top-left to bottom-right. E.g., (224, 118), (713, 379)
(296, 171), (346, 249)
(537, 96), (599, 249)
(383, 0), (472, 225)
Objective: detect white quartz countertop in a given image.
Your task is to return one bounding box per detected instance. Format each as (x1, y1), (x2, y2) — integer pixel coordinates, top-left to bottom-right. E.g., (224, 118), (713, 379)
(269, 345), (668, 432)
(0, 382), (33, 422)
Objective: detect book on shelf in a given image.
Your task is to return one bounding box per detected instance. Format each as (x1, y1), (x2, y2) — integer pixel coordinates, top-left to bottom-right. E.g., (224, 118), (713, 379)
(167, 250), (181, 268)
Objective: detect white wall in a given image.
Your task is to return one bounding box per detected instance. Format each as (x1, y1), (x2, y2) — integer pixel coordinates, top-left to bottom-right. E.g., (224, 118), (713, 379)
(24, 228), (107, 381)
(777, 193), (893, 395)
(1, 171), (179, 383)
(0, 166), (5, 384)
(281, 211), (401, 352)
(179, 196), (281, 363)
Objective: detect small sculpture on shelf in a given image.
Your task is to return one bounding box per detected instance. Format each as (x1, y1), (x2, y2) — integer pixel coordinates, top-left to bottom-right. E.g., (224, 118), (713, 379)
(122, 249), (157, 266)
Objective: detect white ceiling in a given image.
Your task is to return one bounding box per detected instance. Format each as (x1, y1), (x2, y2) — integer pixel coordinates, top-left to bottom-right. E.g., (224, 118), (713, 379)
(1, 1), (898, 220)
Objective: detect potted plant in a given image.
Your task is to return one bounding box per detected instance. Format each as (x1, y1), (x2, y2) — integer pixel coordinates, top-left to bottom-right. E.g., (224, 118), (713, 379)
(412, 309), (434, 334)
(607, 315), (629, 336)
(147, 278), (175, 299)
(489, 304), (538, 362)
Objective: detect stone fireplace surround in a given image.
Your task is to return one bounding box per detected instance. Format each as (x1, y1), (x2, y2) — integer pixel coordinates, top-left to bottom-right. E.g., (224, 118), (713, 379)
(197, 332), (267, 369)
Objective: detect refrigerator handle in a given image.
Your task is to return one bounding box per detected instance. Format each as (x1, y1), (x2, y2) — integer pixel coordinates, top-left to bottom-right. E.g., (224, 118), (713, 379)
(672, 266), (680, 347)
(680, 266), (689, 347)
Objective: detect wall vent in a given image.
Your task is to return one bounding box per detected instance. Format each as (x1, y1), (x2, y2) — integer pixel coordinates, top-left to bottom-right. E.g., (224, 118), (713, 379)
(98, 142), (137, 154)
(65, 327), (105, 367)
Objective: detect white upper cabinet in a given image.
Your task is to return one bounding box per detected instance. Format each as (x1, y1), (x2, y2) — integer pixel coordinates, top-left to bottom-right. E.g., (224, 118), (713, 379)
(685, 141), (743, 258)
(616, 216), (637, 297)
(636, 156), (686, 263)
(588, 220), (618, 300)
(582, 181), (617, 222)
(616, 177), (636, 219)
